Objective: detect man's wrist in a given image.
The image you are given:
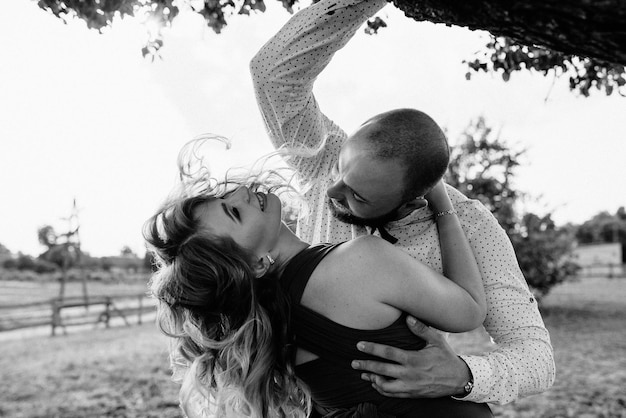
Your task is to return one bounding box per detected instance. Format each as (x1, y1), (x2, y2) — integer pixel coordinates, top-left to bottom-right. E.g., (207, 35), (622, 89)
(452, 357), (474, 398)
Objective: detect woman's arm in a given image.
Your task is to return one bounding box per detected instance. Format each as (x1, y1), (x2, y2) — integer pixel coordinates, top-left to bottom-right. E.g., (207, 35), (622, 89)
(426, 180), (487, 324)
(336, 233), (484, 332)
(333, 181), (486, 332)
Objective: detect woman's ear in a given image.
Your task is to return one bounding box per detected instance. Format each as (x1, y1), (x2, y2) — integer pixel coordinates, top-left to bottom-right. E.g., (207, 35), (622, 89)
(253, 254), (274, 278)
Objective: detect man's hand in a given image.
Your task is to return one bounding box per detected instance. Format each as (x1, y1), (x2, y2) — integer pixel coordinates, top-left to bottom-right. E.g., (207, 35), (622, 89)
(351, 316), (472, 398)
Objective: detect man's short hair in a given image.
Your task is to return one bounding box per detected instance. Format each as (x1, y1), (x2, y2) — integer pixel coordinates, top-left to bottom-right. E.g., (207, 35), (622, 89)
(361, 108), (450, 201)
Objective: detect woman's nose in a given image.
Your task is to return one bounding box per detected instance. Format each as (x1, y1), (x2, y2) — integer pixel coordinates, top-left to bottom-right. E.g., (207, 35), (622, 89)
(230, 186), (250, 203)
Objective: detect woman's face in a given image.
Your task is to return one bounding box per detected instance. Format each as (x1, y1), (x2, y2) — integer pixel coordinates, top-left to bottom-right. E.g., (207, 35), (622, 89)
(193, 186), (283, 256)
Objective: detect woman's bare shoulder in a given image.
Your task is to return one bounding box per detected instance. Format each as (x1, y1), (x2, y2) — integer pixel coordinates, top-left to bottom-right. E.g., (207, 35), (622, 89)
(341, 234), (392, 251)
(326, 235), (407, 276)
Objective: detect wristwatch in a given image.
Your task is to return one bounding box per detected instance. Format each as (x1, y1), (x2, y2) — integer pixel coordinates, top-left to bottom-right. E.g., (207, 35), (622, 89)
(461, 379), (474, 396)
(454, 357), (474, 398)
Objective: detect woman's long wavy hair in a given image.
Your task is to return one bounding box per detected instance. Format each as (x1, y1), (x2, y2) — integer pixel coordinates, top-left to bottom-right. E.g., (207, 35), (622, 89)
(144, 136), (310, 418)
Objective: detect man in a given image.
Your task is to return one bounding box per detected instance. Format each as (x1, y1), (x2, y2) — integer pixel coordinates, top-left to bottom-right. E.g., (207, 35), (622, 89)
(250, 0), (554, 406)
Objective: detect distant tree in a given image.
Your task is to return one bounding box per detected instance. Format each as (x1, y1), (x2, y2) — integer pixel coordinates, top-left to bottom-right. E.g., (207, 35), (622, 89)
(120, 245), (137, 257)
(36, 0), (625, 97)
(446, 117), (524, 235)
(3, 253), (58, 274)
(79, 252), (104, 270)
(14, 253), (37, 271)
(2, 257), (17, 270)
(37, 225), (57, 248)
(0, 242), (11, 265)
(576, 208), (626, 262)
(446, 117), (579, 300)
(510, 213), (580, 300)
(0, 242), (10, 255)
(38, 225), (80, 270)
(101, 257), (113, 272)
(36, 200), (86, 300)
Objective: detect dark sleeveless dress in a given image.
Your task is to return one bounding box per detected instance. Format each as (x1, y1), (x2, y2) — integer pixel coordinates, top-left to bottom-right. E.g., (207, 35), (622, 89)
(281, 243), (493, 418)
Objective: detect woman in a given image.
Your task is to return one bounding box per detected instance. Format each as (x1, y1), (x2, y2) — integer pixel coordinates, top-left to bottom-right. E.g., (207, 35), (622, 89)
(145, 148), (491, 418)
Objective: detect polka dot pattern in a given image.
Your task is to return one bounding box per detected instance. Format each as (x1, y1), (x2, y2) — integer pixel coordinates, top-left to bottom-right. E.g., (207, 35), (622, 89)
(251, 0), (555, 405)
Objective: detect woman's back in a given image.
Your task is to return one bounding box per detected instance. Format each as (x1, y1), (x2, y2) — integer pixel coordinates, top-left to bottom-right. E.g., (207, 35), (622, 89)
(282, 242), (493, 417)
(299, 236), (406, 332)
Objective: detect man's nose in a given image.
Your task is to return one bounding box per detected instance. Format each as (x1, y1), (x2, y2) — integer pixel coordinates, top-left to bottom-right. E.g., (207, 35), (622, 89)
(326, 180), (342, 200)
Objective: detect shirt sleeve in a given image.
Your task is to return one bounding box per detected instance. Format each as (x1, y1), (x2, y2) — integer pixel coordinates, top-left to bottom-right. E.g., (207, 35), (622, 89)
(249, 0), (388, 181)
(455, 201), (556, 404)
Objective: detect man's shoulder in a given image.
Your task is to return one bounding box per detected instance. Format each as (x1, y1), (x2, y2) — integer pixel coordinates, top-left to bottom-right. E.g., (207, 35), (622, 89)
(445, 184), (498, 225)
(446, 184), (486, 210)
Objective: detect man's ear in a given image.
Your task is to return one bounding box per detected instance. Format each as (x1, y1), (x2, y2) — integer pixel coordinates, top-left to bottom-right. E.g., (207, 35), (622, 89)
(397, 197), (428, 219)
(252, 254), (272, 278)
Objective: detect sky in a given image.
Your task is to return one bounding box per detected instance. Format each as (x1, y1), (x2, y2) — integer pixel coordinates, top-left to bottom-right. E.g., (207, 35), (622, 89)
(1, 0), (625, 257)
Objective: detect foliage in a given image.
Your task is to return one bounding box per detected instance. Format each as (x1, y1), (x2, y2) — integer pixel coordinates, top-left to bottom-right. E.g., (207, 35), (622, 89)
(0, 243), (12, 266)
(576, 208), (626, 262)
(100, 255), (145, 272)
(2, 253), (59, 273)
(465, 36), (626, 97)
(37, 225), (81, 269)
(510, 213), (580, 300)
(364, 16), (387, 35)
(35, 0), (626, 96)
(445, 117), (523, 234)
(37, 225), (57, 248)
(120, 245), (137, 257)
(0, 242), (11, 255)
(445, 117), (579, 300)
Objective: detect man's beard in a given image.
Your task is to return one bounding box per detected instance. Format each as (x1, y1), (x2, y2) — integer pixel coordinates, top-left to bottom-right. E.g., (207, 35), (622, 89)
(326, 198), (401, 228)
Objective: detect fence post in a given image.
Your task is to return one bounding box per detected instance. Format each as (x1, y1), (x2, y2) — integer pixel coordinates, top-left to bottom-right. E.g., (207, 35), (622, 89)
(137, 295), (143, 325)
(51, 299), (59, 336)
(104, 297), (111, 328)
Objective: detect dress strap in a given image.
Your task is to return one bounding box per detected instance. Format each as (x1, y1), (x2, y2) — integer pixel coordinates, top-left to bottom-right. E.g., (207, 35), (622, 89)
(281, 243), (341, 304)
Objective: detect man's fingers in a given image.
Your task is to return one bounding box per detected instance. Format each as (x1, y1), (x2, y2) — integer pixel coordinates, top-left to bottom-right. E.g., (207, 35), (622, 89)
(361, 373), (411, 397)
(406, 316), (443, 343)
(371, 387), (412, 399)
(370, 381), (412, 399)
(351, 359), (403, 378)
(356, 341), (408, 363)
(364, 373), (410, 394)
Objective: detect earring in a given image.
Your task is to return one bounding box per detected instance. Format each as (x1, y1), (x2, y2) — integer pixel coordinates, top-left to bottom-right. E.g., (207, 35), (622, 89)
(266, 254), (275, 265)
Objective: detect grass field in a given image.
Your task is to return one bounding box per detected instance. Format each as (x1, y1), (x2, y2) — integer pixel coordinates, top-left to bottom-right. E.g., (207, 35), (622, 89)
(1, 277), (625, 418)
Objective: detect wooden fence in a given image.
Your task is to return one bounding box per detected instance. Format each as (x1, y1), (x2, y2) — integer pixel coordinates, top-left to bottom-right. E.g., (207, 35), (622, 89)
(577, 263), (625, 278)
(0, 294), (155, 336)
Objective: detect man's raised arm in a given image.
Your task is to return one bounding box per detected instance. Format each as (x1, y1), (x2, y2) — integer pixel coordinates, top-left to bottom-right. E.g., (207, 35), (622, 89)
(250, 0), (387, 175)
